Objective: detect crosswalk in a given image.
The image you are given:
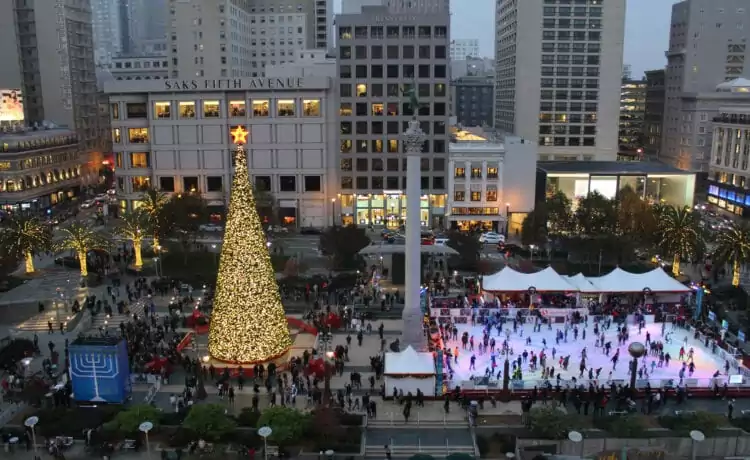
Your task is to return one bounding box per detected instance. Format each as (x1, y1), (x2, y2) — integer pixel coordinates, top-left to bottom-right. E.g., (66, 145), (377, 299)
(90, 313), (130, 331)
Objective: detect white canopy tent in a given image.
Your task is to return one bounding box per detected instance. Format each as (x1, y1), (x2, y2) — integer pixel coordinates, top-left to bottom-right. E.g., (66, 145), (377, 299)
(588, 267), (690, 293)
(384, 345), (436, 396)
(482, 266), (576, 292)
(562, 273), (599, 293)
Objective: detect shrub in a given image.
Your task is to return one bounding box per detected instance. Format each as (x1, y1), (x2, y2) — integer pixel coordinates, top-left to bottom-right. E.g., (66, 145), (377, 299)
(256, 406), (311, 445)
(528, 403), (583, 439)
(183, 404), (237, 442)
(167, 428), (196, 448)
(160, 408), (191, 426)
(35, 406), (120, 438)
(658, 411), (725, 436)
(599, 415), (648, 438)
(730, 416), (750, 433)
(236, 407), (261, 427)
(110, 404), (162, 436)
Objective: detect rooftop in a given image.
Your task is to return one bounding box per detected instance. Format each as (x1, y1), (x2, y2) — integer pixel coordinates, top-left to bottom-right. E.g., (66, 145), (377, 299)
(538, 161), (691, 175)
(0, 126), (76, 142)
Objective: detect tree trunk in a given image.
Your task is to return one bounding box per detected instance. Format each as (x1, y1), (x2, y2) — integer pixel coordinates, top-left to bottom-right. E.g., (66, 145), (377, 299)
(78, 250), (88, 277)
(133, 238), (143, 270)
(153, 235), (160, 251)
(672, 254), (680, 277)
(733, 259), (741, 287)
(24, 252), (35, 274)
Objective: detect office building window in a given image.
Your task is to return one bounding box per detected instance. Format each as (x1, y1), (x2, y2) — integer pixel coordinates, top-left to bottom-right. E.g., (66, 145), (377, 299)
(471, 191), (481, 201)
(454, 191), (465, 201)
(183, 177), (199, 193)
(455, 167), (465, 178)
(126, 103), (147, 118)
(277, 99), (295, 116)
(154, 102), (171, 119)
(131, 176), (151, 191)
(229, 100), (246, 117)
(113, 128), (121, 143)
(279, 176), (296, 192)
(128, 128), (149, 143)
(341, 176), (353, 189)
(130, 152), (150, 168)
(303, 99), (320, 116)
(304, 176), (321, 192)
(179, 101), (196, 118)
(206, 176), (223, 192)
(159, 177), (175, 192)
(253, 100), (270, 117)
(203, 100), (220, 117)
(110, 103), (119, 120)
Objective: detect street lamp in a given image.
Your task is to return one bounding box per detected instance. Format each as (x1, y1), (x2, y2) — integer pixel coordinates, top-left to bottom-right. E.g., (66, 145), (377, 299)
(25, 416), (39, 460)
(139, 421), (153, 458)
(330, 197), (336, 226)
(152, 257), (160, 278)
(211, 244), (218, 268)
(258, 426), (273, 460)
(529, 244), (536, 262)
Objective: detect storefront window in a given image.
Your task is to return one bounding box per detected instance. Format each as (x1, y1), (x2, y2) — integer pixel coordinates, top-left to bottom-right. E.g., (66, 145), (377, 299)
(303, 99), (321, 116)
(340, 194), (354, 207)
(203, 100), (220, 117)
(229, 100), (246, 117)
(253, 100), (270, 117)
(277, 99), (296, 116)
(420, 197), (429, 208)
(420, 209), (429, 226)
(154, 102), (171, 119)
(430, 194), (446, 208)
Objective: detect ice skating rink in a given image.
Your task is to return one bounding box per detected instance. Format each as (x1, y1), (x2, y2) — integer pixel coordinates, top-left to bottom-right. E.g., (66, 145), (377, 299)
(445, 319), (729, 388)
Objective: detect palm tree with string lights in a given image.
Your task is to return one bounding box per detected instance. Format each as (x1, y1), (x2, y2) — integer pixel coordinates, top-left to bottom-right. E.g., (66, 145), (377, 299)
(0, 214), (53, 274)
(139, 187), (169, 250)
(714, 222), (750, 287)
(57, 223), (107, 278)
(115, 209), (151, 270)
(658, 205), (704, 277)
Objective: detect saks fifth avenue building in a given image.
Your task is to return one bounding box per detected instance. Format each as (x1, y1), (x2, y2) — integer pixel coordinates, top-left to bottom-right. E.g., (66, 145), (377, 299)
(103, 76), (337, 227)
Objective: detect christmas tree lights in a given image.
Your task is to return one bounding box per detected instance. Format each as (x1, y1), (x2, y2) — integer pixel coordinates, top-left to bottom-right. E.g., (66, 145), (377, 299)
(207, 126), (292, 363)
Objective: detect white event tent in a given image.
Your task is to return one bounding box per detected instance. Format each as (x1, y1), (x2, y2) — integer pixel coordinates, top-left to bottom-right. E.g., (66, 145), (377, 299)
(587, 267), (690, 294)
(482, 266), (577, 292)
(384, 345), (437, 396)
(482, 266), (690, 295)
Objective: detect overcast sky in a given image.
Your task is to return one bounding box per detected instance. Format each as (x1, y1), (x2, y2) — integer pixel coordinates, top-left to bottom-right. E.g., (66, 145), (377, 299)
(333, 0), (678, 77)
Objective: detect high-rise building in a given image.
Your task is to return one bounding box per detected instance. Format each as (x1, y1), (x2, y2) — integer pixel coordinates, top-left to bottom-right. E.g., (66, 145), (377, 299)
(662, 0), (750, 171)
(0, 0), (106, 185)
(343, 0), (449, 14)
(450, 39), (480, 61)
(618, 79), (647, 159)
(91, 0), (124, 65)
(494, 0), (626, 161)
(335, 4), (451, 228)
(127, 0), (168, 55)
(168, 0), (332, 79)
(643, 69), (665, 160)
(453, 75), (494, 128)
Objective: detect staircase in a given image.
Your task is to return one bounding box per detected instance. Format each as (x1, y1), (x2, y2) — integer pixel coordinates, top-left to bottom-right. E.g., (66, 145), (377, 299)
(364, 443), (476, 459)
(16, 313), (64, 332)
(90, 313), (130, 331)
(367, 418), (468, 428)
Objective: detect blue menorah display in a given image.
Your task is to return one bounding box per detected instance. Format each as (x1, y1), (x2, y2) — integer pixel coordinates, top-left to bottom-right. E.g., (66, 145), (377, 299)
(69, 337), (130, 403)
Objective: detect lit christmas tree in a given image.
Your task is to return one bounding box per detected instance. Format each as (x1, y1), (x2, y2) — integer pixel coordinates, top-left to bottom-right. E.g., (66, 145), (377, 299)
(207, 126), (292, 363)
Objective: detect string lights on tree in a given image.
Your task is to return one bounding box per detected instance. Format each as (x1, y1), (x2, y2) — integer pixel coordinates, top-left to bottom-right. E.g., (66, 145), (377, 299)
(207, 125), (292, 363)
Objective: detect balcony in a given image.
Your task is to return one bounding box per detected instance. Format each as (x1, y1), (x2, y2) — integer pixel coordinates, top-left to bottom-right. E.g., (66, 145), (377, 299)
(714, 115), (750, 125)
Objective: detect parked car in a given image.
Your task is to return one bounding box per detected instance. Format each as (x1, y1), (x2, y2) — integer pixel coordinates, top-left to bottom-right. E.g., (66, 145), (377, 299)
(199, 223), (223, 232)
(80, 200), (95, 209)
(94, 194), (108, 203)
(434, 238), (450, 246)
(267, 225), (289, 234)
(478, 232), (505, 244)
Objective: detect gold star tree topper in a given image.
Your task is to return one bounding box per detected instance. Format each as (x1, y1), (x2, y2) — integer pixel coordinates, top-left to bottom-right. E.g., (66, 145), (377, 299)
(230, 125), (249, 145)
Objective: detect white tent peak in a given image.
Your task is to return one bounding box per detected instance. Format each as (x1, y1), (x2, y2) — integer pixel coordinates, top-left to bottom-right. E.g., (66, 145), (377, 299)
(385, 345), (435, 375)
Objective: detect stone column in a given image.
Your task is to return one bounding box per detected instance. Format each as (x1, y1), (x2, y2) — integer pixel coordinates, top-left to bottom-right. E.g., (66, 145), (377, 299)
(401, 119), (427, 351)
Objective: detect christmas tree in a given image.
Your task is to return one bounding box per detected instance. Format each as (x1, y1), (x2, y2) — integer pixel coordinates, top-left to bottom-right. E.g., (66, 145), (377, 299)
(207, 126), (292, 363)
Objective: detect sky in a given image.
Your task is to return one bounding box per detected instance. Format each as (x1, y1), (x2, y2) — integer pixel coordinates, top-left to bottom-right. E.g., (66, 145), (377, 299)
(333, 0), (679, 78)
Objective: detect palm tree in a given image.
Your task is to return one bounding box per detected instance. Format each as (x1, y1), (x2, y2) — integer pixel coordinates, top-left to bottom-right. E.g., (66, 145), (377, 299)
(714, 223), (750, 287)
(139, 188), (169, 249)
(658, 206), (703, 277)
(116, 210), (151, 270)
(57, 223), (106, 277)
(0, 215), (52, 274)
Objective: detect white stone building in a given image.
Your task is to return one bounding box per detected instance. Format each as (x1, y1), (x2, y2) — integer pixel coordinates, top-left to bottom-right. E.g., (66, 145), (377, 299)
(104, 76), (337, 227)
(447, 132), (537, 233)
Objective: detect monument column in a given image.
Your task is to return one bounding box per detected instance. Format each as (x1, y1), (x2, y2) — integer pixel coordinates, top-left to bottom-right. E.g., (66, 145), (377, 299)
(401, 119), (427, 351)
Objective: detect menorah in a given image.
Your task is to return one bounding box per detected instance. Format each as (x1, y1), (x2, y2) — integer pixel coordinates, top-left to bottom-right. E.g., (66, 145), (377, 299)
(70, 352), (119, 402)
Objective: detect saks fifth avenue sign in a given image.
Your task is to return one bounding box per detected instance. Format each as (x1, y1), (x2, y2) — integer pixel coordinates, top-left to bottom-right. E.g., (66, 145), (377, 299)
(164, 78), (304, 91)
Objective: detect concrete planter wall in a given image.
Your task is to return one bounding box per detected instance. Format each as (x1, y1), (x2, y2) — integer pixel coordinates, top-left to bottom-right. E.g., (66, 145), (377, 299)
(517, 428), (750, 458)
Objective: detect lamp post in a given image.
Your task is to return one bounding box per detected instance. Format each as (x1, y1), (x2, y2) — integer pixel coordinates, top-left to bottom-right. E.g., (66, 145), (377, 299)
(529, 244), (536, 262)
(211, 244), (218, 268)
(152, 257), (160, 278)
(25, 416), (39, 460)
(139, 421), (153, 459)
(401, 118), (427, 352)
(258, 426), (273, 460)
(330, 197), (336, 226)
